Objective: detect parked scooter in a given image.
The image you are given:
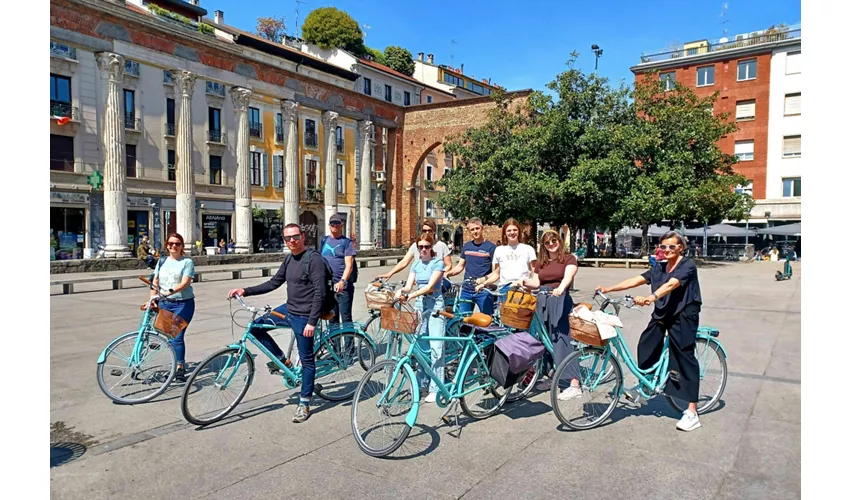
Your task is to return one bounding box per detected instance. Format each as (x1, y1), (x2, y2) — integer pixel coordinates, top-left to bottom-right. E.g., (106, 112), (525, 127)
(775, 254), (793, 281)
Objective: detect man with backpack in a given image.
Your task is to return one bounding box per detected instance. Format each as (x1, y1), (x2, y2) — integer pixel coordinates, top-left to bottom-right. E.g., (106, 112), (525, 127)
(228, 223), (336, 423)
(321, 213), (357, 327)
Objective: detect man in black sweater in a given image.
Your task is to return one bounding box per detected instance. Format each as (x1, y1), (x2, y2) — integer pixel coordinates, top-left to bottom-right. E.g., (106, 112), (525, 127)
(228, 223), (327, 423)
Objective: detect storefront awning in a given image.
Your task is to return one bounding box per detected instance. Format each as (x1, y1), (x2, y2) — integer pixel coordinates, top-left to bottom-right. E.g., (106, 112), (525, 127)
(617, 225), (671, 237)
(683, 224), (756, 238)
(756, 222), (801, 236)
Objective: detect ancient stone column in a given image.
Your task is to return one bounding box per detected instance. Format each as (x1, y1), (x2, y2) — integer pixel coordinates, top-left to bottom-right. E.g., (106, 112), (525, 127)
(171, 70), (197, 247)
(322, 111), (339, 224)
(230, 86), (253, 254)
(96, 52), (131, 258)
(281, 100), (300, 227)
(358, 120), (374, 249)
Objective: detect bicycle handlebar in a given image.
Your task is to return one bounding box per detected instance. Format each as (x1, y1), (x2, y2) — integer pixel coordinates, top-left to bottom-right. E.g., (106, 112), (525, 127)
(138, 275), (173, 300)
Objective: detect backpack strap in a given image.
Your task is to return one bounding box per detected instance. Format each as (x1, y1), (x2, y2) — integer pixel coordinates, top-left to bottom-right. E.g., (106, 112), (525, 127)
(300, 248), (316, 283)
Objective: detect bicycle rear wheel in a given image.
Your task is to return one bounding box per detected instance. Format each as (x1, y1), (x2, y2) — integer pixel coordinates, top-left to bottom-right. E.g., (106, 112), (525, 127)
(351, 359), (414, 458)
(460, 350), (509, 419)
(665, 337), (728, 414)
(314, 332), (375, 401)
(551, 347), (622, 431)
(506, 358), (543, 403)
(181, 347), (254, 426)
(96, 331), (176, 404)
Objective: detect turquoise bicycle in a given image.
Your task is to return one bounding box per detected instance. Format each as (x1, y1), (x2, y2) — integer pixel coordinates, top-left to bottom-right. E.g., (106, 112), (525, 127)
(96, 276), (179, 404)
(550, 291), (728, 430)
(180, 295), (376, 426)
(350, 303), (508, 457)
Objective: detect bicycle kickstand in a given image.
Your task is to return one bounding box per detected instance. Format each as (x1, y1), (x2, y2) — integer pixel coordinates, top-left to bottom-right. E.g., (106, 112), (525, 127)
(439, 399), (463, 438)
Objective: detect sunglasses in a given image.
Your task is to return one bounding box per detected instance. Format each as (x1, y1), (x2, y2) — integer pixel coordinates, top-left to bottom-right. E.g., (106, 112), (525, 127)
(167, 241), (183, 247)
(283, 234), (302, 242)
(544, 239), (559, 246)
(659, 244), (680, 250)
(418, 244), (432, 250)
(329, 221), (342, 226)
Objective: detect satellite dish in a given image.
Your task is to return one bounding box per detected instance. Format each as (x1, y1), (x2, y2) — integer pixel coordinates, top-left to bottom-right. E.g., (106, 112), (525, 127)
(719, 37), (728, 43)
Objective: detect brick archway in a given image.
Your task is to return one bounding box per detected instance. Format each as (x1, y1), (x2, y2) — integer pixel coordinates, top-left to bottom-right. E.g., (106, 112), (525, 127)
(394, 90), (531, 247)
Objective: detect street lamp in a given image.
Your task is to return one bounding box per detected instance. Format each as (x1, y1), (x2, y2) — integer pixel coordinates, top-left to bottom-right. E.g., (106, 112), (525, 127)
(591, 44), (603, 71)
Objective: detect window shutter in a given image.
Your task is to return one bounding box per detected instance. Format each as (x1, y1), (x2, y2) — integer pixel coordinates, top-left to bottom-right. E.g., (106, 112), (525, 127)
(785, 94), (801, 115)
(783, 136), (801, 157)
(272, 155), (280, 189)
(261, 152), (268, 186)
(736, 101), (756, 119)
(786, 52), (801, 74)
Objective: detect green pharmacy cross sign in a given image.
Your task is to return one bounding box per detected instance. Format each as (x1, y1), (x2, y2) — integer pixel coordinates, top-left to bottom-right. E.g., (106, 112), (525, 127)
(87, 170), (103, 190)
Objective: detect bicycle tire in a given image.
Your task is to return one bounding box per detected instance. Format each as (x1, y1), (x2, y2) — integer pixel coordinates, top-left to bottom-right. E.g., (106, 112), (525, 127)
(314, 332), (375, 402)
(180, 346), (255, 426)
(362, 315), (390, 359)
(664, 338), (728, 414)
(506, 358), (543, 403)
(96, 331), (177, 404)
(460, 350), (509, 419)
(351, 359), (414, 458)
(551, 347), (622, 431)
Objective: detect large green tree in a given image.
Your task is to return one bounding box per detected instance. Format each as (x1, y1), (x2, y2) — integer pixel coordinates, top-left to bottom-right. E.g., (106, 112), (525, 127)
(382, 46), (415, 76)
(302, 7), (366, 56)
(614, 73), (754, 254)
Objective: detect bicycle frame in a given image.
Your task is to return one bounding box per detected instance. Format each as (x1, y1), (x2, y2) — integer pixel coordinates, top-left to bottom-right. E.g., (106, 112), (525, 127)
(377, 325), (497, 428)
(97, 298), (159, 366)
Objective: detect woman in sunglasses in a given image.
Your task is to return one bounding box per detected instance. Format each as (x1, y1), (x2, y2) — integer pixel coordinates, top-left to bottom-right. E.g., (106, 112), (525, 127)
(595, 231), (703, 432)
(394, 233), (447, 404)
(148, 232), (196, 382)
(522, 230), (581, 399)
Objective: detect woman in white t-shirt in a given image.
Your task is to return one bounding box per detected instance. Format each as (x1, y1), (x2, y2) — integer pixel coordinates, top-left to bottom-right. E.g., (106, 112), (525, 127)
(475, 218), (537, 297)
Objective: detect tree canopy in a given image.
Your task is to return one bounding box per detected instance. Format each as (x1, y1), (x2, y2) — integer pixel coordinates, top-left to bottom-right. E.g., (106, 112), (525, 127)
(256, 16), (286, 44)
(302, 7), (366, 56)
(382, 46), (415, 76)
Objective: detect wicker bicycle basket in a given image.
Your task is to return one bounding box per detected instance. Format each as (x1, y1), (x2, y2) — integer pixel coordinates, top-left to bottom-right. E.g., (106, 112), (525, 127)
(152, 309), (189, 339)
(380, 307), (419, 334)
(568, 315), (606, 347)
(499, 289), (537, 330)
(364, 288), (394, 310)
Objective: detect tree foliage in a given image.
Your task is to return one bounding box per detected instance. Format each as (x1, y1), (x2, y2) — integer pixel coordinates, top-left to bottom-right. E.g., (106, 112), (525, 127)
(302, 7), (366, 56)
(382, 46), (415, 76)
(364, 46), (386, 65)
(256, 16), (286, 43)
(438, 55), (755, 255)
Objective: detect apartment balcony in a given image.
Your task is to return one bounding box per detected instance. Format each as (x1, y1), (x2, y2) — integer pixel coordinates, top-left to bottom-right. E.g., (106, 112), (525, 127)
(637, 24), (801, 65)
(207, 129), (226, 145)
(124, 115), (141, 132)
(50, 100), (79, 122)
(303, 187), (323, 203)
(164, 122), (176, 137)
(336, 138), (345, 154)
(305, 131), (318, 148)
(249, 122), (263, 139)
(275, 125), (284, 143)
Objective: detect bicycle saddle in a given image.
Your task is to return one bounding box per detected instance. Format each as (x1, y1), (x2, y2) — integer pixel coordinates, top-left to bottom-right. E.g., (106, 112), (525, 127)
(463, 312), (492, 328)
(320, 311), (335, 321)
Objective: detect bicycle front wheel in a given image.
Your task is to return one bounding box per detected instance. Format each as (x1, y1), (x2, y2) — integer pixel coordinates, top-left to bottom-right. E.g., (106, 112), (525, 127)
(314, 332), (375, 401)
(460, 350), (509, 419)
(181, 347), (254, 426)
(551, 347), (622, 431)
(351, 359), (414, 458)
(96, 331), (176, 404)
(665, 337), (728, 414)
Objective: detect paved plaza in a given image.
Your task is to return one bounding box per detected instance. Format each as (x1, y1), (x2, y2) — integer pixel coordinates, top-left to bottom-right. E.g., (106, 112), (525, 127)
(49, 260), (801, 499)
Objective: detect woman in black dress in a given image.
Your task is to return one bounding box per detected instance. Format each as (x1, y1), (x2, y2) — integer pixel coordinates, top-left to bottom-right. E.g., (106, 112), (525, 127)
(595, 231), (703, 432)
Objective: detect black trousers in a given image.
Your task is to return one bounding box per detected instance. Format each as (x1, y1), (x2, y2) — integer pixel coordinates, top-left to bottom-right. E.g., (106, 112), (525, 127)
(637, 303), (700, 403)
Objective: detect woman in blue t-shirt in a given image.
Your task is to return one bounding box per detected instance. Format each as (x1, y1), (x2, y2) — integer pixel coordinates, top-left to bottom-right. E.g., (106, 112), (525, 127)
(395, 233), (446, 403)
(148, 232), (196, 382)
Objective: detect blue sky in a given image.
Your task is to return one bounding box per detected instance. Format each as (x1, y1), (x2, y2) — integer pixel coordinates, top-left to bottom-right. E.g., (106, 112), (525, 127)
(204, 0), (800, 92)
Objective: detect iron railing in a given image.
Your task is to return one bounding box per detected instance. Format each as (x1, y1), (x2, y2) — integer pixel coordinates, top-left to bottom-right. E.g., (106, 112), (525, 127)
(336, 137), (345, 153)
(249, 122), (263, 138)
(208, 129), (224, 143)
(50, 101), (78, 121)
(638, 26), (801, 64)
(165, 123), (176, 136)
(125, 115), (140, 131)
(303, 187), (323, 203)
(275, 125), (284, 142)
(305, 131), (318, 148)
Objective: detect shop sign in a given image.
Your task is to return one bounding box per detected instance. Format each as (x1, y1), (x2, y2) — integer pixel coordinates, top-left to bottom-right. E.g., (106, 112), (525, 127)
(51, 192), (90, 204)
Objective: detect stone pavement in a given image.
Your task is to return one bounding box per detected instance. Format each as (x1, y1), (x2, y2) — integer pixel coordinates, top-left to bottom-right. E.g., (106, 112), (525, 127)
(49, 260), (801, 499)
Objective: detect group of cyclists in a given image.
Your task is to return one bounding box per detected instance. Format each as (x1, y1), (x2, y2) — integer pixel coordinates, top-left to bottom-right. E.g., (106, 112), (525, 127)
(145, 214), (705, 431)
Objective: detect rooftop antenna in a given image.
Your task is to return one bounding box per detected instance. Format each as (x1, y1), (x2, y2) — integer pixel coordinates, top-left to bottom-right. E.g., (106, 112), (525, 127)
(720, 2), (729, 38)
(294, 0), (307, 39)
(362, 23), (371, 39)
(450, 39), (457, 67)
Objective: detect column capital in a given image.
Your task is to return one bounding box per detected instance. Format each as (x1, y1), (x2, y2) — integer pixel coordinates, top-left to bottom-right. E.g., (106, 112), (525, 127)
(281, 100), (299, 123)
(358, 120), (374, 141)
(322, 110), (339, 128)
(96, 52), (125, 81)
(230, 86), (253, 112)
(170, 70), (197, 98)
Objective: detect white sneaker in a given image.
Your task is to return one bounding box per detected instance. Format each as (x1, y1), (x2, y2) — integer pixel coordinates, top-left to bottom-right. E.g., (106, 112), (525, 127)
(424, 392), (438, 403)
(676, 410), (701, 431)
(557, 386), (582, 401)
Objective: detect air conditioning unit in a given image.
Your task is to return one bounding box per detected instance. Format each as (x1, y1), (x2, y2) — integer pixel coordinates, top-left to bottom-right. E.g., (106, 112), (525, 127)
(373, 171), (386, 182)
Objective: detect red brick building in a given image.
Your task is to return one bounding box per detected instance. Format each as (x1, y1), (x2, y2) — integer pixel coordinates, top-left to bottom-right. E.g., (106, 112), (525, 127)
(630, 26), (801, 215)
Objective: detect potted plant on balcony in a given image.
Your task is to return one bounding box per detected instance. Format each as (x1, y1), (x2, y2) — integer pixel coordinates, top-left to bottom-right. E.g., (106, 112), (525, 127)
(424, 179), (434, 190)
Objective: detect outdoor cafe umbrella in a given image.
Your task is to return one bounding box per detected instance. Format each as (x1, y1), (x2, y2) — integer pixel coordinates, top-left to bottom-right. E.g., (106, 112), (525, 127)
(756, 222), (801, 236)
(618, 225), (671, 237)
(683, 224), (756, 238)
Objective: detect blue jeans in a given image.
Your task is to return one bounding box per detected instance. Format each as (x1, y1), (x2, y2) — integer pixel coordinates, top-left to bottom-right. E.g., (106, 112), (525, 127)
(332, 284), (354, 325)
(456, 287), (495, 315)
(249, 304), (314, 402)
(415, 294), (446, 393)
(158, 298), (195, 365)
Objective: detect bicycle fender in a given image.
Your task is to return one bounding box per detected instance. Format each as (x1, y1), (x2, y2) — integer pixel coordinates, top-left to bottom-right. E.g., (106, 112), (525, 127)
(400, 362), (420, 428)
(97, 347), (108, 364)
(697, 334), (728, 359)
(97, 332), (138, 364)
